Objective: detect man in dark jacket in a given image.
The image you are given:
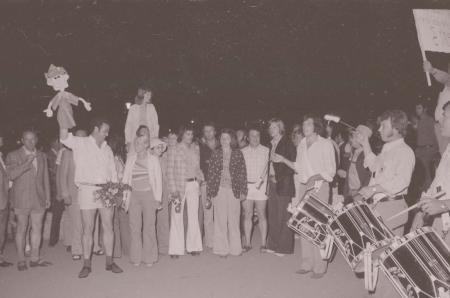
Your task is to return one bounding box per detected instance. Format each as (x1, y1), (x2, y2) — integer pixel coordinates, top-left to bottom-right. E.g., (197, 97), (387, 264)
(265, 118), (297, 256)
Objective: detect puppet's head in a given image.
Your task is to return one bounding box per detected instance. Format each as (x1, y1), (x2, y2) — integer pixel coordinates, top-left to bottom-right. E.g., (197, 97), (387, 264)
(45, 64), (69, 92)
(134, 86), (152, 105)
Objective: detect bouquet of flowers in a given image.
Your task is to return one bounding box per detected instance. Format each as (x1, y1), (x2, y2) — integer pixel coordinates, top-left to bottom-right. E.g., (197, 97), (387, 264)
(170, 192), (183, 213)
(93, 181), (132, 209)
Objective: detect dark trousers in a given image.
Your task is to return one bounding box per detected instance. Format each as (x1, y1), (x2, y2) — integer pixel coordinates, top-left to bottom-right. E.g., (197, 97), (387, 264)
(267, 181), (294, 254)
(0, 206), (8, 255)
(49, 200), (65, 246)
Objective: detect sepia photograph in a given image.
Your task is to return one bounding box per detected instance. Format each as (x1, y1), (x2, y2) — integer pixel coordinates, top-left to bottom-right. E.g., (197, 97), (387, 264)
(0, 0), (449, 297)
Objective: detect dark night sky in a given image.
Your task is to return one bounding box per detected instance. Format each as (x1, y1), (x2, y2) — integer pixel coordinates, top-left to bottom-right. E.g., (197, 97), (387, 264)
(0, 0), (450, 141)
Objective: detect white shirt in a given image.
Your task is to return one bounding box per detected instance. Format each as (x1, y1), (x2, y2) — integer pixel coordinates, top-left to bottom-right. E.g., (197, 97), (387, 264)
(0, 152), (5, 170)
(124, 103), (159, 144)
(242, 144), (269, 183)
(364, 138), (415, 196)
(295, 135), (336, 184)
(60, 134), (117, 186)
(428, 144), (450, 199)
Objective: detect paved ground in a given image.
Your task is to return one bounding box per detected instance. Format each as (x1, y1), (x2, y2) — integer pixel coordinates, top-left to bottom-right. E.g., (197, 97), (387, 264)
(0, 236), (372, 298)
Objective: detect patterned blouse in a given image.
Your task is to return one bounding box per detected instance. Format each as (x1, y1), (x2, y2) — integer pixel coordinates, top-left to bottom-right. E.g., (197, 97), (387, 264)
(206, 148), (248, 199)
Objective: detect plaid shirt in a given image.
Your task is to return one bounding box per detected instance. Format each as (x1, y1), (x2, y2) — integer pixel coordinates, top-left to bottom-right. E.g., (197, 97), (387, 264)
(167, 143), (203, 195)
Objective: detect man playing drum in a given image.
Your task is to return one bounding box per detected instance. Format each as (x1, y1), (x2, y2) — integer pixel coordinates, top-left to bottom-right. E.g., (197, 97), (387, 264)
(357, 109), (415, 298)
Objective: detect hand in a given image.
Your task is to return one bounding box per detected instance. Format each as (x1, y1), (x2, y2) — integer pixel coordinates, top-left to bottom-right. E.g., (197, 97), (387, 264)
(156, 201), (163, 210)
(83, 101), (92, 111)
(411, 211), (424, 230)
(24, 154), (36, 165)
(421, 199), (449, 216)
(43, 108), (53, 117)
(358, 186), (376, 199)
(62, 195), (72, 205)
(423, 60), (433, 73)
(270, 153), (284, 163)
(337, 169), (347, 179)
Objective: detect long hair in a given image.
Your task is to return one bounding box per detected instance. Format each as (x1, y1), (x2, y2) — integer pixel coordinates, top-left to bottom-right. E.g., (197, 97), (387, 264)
(303, 114), (325, 136)
(379, 109), (409, 137)
(177, 124), (195, 143)
(268, 118), (285, 136)
(219, 128), (238, 150)
(134, 86), (152, 105)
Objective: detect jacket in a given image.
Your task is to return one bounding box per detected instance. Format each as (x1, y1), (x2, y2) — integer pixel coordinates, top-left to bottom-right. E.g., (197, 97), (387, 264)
(206, 149), (248, 199)
(0, 154), (9, 210)
(343, 150), (371, 199)
(270, 136), (297, 197)
(122, 151), (162, 203)
(6, 147), (50, 209)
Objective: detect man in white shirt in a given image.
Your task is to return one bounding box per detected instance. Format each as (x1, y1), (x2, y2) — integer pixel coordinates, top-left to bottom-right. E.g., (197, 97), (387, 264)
(60, 118), (122, 278)
(241, 127), (269, 252)
(357, 110), (415, 298)
(287, 115), (336, 279)
(415, 101), (450, 247)
(358, 110), (415, 236)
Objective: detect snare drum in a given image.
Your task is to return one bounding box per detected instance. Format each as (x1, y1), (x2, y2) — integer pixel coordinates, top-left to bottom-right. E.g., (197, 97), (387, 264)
(327, 202), (393, 271)
(379, 227), (450, 298)
(287, 187), (335, 259)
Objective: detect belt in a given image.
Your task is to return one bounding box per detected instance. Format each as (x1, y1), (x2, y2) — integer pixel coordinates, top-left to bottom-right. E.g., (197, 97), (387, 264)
(248, 181), (257, 184)
(186, 178), (197, 182)
(417, 144), (436, 149)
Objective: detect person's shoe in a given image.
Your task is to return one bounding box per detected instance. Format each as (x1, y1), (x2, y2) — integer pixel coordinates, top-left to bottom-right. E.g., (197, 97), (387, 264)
(170, 255), (179, 259)
(29, 260), (52, 268)
(78, 266), (91, 278)
(106, 263), (123, 273)
(24, 249), (31, 258)
(144, 262), (154, 267)
(93, 249), (104, 256)
(17, 261), (28, 271)
(273, 252), (285, 257)
(66, 246), (72, 253)
(72, 255), (82, 261)
(296, 269), (311, 275)
(0, 260), (13, 267)
(189, 251), (201, 256)
(310, 272), (326, 279)
(242, 246), (252, 253)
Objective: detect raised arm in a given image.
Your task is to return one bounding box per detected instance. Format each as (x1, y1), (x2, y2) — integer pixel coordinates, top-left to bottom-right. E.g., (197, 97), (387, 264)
(5, 152), (34, 181)
(424, 60), (450, 85)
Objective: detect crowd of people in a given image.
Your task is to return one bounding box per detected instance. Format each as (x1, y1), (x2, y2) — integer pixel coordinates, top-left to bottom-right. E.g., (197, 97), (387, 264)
(0, 60), (449, 298)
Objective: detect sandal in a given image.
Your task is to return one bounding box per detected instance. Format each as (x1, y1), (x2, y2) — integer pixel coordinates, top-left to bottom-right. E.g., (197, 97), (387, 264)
(17, 261), (28, 271)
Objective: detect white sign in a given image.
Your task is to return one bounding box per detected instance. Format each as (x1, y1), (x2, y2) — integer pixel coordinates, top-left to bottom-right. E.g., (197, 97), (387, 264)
(413, 9), (450, 54)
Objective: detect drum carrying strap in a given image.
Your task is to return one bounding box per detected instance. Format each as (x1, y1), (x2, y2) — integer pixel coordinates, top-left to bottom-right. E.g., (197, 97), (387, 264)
(364, 243), (379, 292)
(319, 235), (334, 260)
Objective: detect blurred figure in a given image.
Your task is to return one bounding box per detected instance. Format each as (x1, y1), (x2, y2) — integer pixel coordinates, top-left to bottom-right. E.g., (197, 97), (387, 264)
(47, 136), (63, 247)
(199, 122), (218, 249)
(423, 60), (450, 154)
(207, 129), (247, 257)
(59, 129), (87, 260)
(108, 134), (129, 258)
(0, 132), (12, 267)
(151, 139), (169, 255)
(236, 129), (248, 149)
(340, 125), (372, 204)
(414, 100), (439, 191)
(6, 130), (51, 271)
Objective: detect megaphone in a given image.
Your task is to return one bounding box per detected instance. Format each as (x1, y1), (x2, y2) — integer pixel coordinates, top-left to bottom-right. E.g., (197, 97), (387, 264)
(324, 114), (356, 130)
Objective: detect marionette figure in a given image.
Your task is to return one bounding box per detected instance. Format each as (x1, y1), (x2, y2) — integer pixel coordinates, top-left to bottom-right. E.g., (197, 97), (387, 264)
(43, 64), (92, 129)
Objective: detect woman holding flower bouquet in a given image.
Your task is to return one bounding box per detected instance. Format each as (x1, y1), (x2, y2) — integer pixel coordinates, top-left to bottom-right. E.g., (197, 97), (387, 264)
(122, 135), (162, 266)
(207, 129), (247, 257)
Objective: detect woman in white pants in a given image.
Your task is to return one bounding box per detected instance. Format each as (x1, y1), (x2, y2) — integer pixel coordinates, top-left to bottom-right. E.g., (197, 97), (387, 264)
(167, 126), (204, 258)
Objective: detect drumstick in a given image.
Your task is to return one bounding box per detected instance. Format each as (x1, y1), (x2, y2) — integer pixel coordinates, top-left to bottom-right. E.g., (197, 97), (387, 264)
(386, 193), (447, 222)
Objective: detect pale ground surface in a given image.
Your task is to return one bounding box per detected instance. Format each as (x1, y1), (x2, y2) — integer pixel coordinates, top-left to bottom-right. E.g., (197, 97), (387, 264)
(0, 235), (373, 298)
